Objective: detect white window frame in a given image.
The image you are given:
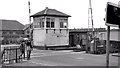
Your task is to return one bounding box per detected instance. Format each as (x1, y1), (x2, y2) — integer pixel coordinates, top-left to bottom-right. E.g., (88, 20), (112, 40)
(59, 18), (68, 28)
(46, 18), (55, 28)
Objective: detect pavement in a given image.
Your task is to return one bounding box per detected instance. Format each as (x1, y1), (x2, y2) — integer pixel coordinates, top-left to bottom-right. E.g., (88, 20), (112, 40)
(0, 48), (118, 67)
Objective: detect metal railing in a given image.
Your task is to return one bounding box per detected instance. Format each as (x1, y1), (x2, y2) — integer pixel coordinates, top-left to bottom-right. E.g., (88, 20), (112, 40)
(1, 46), (26, 64)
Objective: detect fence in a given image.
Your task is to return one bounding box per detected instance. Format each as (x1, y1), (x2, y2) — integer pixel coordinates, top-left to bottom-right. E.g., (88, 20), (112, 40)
(1, 46), (26, 64)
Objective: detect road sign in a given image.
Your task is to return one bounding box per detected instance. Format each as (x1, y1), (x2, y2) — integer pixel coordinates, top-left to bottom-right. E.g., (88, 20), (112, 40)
(106, 2), (120, 26)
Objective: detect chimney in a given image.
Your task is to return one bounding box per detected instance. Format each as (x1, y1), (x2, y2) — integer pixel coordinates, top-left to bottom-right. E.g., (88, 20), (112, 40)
(44, 7), (48, 14)
(46, 7), (48, 9)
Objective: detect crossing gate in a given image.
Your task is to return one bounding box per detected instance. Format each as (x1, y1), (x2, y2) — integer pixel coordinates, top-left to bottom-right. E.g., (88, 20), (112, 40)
(1, 46), (25, 64)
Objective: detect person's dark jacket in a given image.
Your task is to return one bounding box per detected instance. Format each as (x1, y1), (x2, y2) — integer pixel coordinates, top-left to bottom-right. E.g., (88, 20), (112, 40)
(20, 43), (25, 53)
(26, 41), (33, 49)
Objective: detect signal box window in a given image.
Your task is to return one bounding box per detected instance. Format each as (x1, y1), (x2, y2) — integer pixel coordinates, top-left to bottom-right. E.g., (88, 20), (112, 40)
(39, 18), (44, 28)
(60, 19), (68, 28)
(34, 18), (44, 28)
(46, 18), (50, 28)
(46, 18), (55, 28)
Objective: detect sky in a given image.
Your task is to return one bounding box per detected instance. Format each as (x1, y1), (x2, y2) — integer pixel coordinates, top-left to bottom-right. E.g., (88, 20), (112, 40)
(0, 0), (120, 29)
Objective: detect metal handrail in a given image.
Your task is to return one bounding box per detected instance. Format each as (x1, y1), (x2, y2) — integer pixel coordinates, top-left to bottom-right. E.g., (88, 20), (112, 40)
(1, 46), (26, 64)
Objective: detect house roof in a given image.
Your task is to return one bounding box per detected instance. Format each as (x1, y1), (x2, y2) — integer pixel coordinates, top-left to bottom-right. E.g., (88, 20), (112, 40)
(23, 23), (33, 30)
(0, 19), (25, 30)
(31, 7), (71, 17)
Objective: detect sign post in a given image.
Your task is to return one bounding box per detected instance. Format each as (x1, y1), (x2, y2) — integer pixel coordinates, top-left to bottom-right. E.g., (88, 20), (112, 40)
(106, 26), (110, 68)
(118, 25), (120, 68)
(105, 2), (120, 68)
(0, 38), (1, 64)
(118, 2), (120, 68)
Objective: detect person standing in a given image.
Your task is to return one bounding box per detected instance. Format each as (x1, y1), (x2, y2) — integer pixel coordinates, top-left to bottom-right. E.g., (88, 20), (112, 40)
(26, 40), (33, 60)
(20, 41), (25, 59)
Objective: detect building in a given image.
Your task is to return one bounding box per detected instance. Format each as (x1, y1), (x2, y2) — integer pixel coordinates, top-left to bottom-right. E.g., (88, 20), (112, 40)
(24, 23), (33, 38)
(0, 19), (25, 44)
(69, 28), (120, 53)
(101, 29), (120, 52)
(101, 29), (120, 41)
(69, 28), (106, 47)
(31, 7), (71, 49)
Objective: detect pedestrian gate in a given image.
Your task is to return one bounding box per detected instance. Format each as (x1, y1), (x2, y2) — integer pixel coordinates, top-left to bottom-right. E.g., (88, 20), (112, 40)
(1, 46), (25, 64)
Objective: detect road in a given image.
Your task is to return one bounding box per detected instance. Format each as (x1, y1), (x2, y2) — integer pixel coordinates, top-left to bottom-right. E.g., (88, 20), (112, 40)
(7, 49), (118, 66)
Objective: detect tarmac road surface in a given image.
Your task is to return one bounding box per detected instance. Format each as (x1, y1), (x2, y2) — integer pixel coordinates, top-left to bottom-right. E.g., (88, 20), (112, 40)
(4, 49), (118, 66)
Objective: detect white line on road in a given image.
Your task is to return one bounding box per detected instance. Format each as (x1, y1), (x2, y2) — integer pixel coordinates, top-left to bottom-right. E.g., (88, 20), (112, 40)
(76, 57), (84, 59)
(70, 51), (85, 54)
(31, 61), (54, 66)
(31, 51), (86, 58)
(51, 50), (72, 53)
(31, 53), (45, 55)
(91, 55), (104, 57)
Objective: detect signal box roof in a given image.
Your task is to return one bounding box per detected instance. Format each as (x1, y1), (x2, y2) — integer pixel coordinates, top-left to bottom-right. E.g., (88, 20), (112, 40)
(31, 7), (71, 17)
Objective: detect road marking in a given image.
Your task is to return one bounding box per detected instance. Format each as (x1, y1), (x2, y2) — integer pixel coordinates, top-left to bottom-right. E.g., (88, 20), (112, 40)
(51, 51), (71, 53)
(70, 51), (85, 54)
(31, 53), (45, 55)
(31, 51), (86, 58)
(91, 55), (104, 57)
(76, 57), (84, 59)
(32, 53), (75, 57)
(31, 61), (54, 66)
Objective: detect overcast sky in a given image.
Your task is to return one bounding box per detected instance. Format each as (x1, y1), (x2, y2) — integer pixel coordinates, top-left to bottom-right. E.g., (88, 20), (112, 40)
(0, 0), (120, 29)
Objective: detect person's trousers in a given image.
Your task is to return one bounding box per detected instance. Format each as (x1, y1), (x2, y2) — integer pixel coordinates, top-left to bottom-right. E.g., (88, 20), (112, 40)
(27, 50), (31, 60)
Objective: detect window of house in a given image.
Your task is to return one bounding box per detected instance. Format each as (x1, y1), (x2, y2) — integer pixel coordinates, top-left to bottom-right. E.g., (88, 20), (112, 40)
(9, 31), (13, 34)
(46, 18), (55, 28)
(13, 32), (16, 34)
(60, 19), (68, 28)
(3, 32), (7, 34)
